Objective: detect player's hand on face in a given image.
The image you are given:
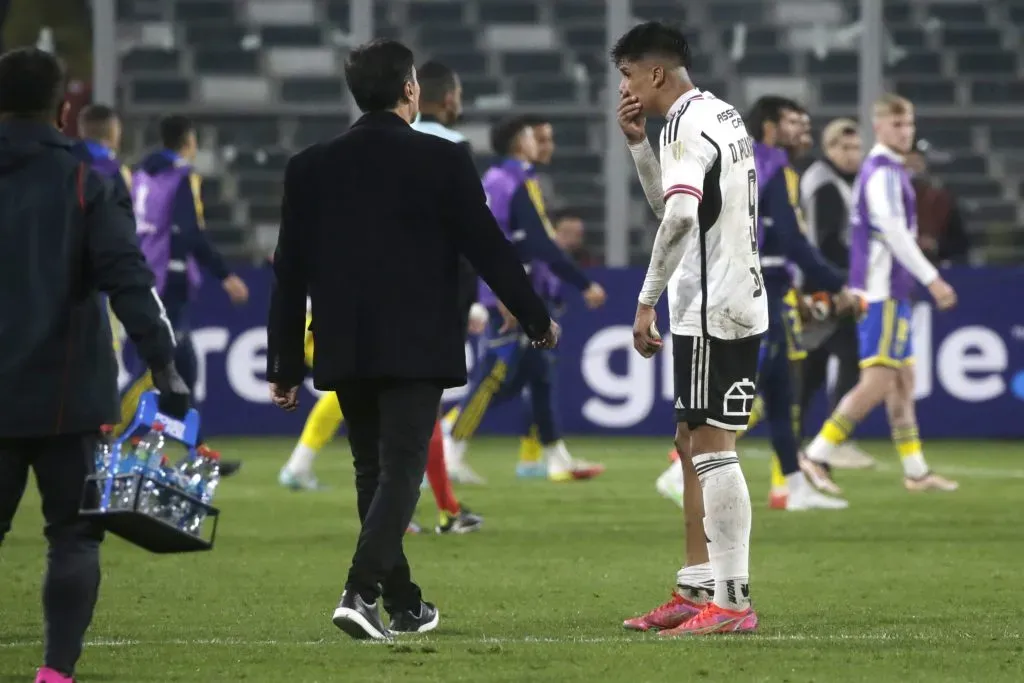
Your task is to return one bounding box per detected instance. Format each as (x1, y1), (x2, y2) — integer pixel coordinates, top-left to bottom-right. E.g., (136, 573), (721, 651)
(617, 95), (647, 145)
(532, 320), (561, 349)
(269, 383), (299, 411)
(583, 282), (607, 309)
(632, 304), (663, 358)
(222, 274), (250, 305)
(928, 277), (957, 310)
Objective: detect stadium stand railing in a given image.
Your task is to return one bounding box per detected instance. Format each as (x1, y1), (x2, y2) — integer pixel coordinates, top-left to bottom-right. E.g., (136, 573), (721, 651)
(115, 0), (1024, 264)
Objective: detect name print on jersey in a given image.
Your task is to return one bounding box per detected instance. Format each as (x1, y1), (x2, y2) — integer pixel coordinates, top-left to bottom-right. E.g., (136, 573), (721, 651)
(729, 135), (755, 163)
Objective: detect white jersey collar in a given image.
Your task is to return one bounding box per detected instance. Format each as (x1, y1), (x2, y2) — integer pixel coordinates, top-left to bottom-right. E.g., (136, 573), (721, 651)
(870, 143), (904, 164)
(666, 87), (703, 118)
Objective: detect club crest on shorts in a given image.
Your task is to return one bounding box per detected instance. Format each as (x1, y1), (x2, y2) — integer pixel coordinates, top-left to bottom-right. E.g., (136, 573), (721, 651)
(723, 379), (757, 416)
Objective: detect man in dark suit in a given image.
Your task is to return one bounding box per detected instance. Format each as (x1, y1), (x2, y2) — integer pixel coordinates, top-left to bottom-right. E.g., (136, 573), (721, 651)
(266, 39), (558, 641)
(0, 48), (189, 683)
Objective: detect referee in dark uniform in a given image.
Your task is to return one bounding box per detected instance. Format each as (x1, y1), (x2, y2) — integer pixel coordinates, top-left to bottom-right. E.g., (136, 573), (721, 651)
(0, 48), (189, 682)
(267, 39), (557, 640)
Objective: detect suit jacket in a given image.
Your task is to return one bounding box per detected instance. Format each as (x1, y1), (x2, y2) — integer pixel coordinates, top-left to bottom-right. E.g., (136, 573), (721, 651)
(267, 110), (551, 390)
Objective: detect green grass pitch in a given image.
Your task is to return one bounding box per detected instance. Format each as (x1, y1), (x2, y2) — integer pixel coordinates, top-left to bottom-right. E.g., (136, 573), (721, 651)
(2, 437), (1023, 682)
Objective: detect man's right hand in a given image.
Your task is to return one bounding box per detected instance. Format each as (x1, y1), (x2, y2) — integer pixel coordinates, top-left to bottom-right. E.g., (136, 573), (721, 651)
(617, 95), (647, 145)
(151, 363), (191, 418)
(583, 282), (607, 309)
(532, 320), (561, 349)
(928, 277), (957, 310)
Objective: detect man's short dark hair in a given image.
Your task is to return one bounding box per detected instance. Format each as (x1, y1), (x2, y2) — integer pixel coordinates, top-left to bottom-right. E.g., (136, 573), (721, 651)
(519, 114), (550, 128)
(490, 116), (531, 156)
(160, 115), (194, 150)
(746, 95), (801, 142)
(550, 207), (582, 225)
(610, 21), (692, 69)
(0, 47), (67, 118)
(345, 39), (416, 112)
(78, 104), (118, 139)
(418, 60), (457, 105)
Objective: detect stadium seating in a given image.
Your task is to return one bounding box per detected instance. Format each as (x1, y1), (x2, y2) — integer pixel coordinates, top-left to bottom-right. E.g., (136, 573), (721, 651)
(116, 0), (1024, 262)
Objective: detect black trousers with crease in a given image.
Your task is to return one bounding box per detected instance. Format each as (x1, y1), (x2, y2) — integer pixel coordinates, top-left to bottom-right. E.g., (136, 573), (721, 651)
(335, 378), (442, 613)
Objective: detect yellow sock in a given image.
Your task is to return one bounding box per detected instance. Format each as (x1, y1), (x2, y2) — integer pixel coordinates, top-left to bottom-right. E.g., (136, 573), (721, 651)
(114, 371), (154, 437)
(769, 454), (786, 491)
(519, 425), (542, 463)
(299, 392), (344, 450)
(739, 396), (765, 439)
(891, 426), (922, 459)
(820, 413), (854, 446)
(443, 405), (460, 429)
(891, 425), (928, 478)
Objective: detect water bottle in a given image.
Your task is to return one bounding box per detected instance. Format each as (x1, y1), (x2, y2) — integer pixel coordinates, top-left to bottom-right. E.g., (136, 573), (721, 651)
(200, 448), (222, 504)
(135, 423), (167, 516)
(113, 436), (139, 510)
(95, 425), (115, 476)
(181, 446), (220, 535)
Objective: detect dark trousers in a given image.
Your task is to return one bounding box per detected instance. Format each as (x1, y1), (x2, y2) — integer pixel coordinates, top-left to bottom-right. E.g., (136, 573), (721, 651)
(335, 379), (442, 612)
(0, 433), (104, 676)
(757, 332), (802, 477)
(800, 318), (860, 437)
(452, 312), (561, 445)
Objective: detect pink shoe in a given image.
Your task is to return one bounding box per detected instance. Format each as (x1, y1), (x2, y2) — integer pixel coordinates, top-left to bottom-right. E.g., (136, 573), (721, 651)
(623, 592), (705, 631)
(36, 667), (73, 683)
(659, 602), (758, 636)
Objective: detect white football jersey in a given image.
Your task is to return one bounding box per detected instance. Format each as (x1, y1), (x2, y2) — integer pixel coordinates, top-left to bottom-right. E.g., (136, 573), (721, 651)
(659, 89), (768, 340)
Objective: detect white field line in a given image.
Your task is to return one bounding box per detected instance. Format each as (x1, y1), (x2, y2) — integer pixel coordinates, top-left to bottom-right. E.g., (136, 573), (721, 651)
(1, 632), (1020, 649)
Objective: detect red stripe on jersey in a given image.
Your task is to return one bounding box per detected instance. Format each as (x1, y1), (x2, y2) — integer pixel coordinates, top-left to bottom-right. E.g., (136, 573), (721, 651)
(663, 184), (703, 202)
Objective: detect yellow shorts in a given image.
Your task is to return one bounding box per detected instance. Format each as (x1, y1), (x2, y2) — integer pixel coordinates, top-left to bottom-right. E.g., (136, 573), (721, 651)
(782, 289), (807, 361)
(304, 313), (315, 367)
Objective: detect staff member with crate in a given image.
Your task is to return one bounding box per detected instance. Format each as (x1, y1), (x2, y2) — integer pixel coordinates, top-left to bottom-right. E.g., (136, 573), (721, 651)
(0, 48), (190, 683)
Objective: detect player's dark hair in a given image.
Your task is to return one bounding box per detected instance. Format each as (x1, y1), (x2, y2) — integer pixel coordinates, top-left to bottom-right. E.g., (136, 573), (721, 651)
(159, 114), (194, 151)
(610, 21), (692, 69)
(345, 38), (416, 112)
(78, 104), (118, 141)
(0, 47), (67, 120)
(490, 116), (531, 156)
(746, 95), (801, 142)
(418, 60), (457, 105)
(519, 113), (551, 128)
(550, 207), (582, 225)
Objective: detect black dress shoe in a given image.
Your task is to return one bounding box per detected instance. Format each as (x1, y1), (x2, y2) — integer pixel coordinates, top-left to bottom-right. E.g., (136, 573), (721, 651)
(332, 590), (391, 640)
(389, 601), (439, 634)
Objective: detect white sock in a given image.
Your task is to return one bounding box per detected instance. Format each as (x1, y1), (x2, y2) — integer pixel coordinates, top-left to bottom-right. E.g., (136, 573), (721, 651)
(446, 439), (467, 468)
(544, 440), (573, 475)
(784, 471), (808, 494)
(675, 562), (714, 601)
(442, 434), (454, 464)
(284, 443), (317, 474)
(901, 453), (928, 479)
(805, 433), (838, 464)
(693, 451), (752, 611)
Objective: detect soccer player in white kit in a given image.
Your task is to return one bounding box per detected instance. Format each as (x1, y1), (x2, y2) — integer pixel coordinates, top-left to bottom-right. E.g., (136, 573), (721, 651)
(612, 22), (769, 635)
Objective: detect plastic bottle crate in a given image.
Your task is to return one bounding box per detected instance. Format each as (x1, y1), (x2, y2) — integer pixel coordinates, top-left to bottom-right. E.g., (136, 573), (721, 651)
(79, 391), (221, 554)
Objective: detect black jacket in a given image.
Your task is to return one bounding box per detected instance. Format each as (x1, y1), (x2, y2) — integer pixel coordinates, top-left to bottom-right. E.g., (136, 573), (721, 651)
(268, 111), (551, 390)
(0, 121), (175, 436)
